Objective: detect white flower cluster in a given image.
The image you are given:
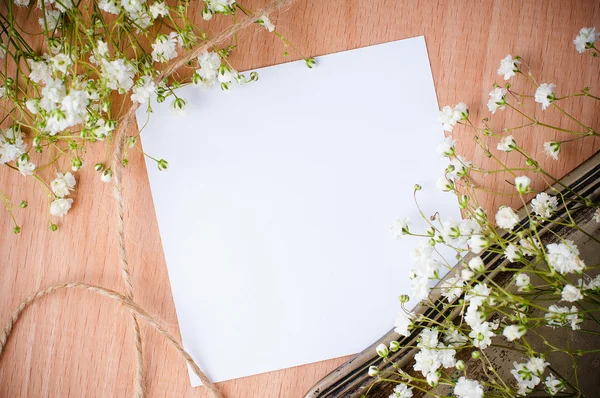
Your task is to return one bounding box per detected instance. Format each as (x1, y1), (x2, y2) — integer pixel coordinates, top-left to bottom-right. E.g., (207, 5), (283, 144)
(412, 328), (459, 386)
(439, 102), (468, 132)
(510, 357), (550, 395)
(49, 172), (77, 217)
(379, 35), (599, 398)
(574, 27), (599, 53)
(0, 127), (34, 176)
(546, 240), (585, 274)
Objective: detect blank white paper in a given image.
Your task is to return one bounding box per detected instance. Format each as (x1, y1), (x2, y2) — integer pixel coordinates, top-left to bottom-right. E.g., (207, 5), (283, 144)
(137, 36), (461, 385)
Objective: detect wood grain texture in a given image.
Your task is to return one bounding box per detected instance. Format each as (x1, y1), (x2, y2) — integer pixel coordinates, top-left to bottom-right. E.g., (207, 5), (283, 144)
(1, 1), (599, 397)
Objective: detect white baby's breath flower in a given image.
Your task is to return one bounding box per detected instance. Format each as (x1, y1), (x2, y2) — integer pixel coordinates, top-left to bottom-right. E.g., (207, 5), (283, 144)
(101, 58), (136, 92)
(96, 40), (109, 57)
(98, 0), (120, 14)
(487, 87), (507, 114)
(561, 284), (583, 302)
(150, 1), (169, 18)
(502, 324), (526, 341)
(0, 127), (27, 164)
(121, 0), (146, 14)
(51, 171), (77, 197)
(448, 156), (471, 180)
(498, 54), (520, 80)
(514, 175), (531, 194)
(511, 361), (540, 396)
(390, 384), (413, 398)
(50, 198), (74, 217)
(27, 59), (52, 84)
(465, 283), (490, 308)
(469, 320), (495, 349)
(544, 374), (565, 395)
(454, 377), (483, 398)
(514, 273), (531, 291)
(129, 9), (152, 32)
(436, 175), (454, 192)
(151, 32), (179, 63)
(439, 106), (456, 132)
(546, 304), (582, 330)
(531, 192), (558, 218)
(131, 76), (156, 104)
(436, 136), (456, 157)
(443, 328), (468, 348)
(461, 268), (475, 281)
(497, 135), (515, 152)
(195, 51), (221, 87)
(206, 0), (235, 13)
(390, 217), (410, 239)
(39, 9), (62, 31)
(14, 0), (30, 6)
(527, 357), (549, 377)
(504, 244), (521, 263)
(441, 275), (465, 302)
(543, 141), (561, 160)
(258, 14), (275, 32)
(18, 161), (36, 176)
(546, 240), (585, 274)
(495, 206), (519, 230)
(467, 256), (484, 273)
(574, 27), (600, 53)
(394, 311), (413, 337)
(468, 235), (488, 254)
(534, 83), (556, 110)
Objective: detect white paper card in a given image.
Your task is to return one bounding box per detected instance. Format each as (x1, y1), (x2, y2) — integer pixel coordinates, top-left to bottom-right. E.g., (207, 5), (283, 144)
(138, 36), (460, 385)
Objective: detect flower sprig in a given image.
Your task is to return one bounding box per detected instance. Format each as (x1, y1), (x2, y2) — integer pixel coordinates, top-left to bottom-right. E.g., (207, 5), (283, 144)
(0, 0), (315, 232)
(376, 27), (600, 398)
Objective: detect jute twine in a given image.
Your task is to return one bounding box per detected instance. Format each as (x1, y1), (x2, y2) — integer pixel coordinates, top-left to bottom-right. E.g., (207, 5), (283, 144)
(0, 1), (294, 396)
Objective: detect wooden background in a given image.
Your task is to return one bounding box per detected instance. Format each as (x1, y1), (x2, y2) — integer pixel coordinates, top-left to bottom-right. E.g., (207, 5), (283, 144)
(1, 0), (600, 397)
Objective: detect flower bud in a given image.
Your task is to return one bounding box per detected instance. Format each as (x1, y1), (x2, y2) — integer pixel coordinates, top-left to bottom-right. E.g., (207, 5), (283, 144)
(459, 194), (470, 209)
(305, 57), (316, 69)
(157, 159), (169, 171)
(13, 226), (21, 234)
(202, 8), (213, 20)
(471, 350), (481, 359)
(389, 341), (400, 352)
(514, 175), (531, 194)
(95, 163), (104, 172)
(456, 360), (466, 370)
(50, 223), (58, 231)
(399, 294), (410, 303)
(20, 200), (28, 208)
(101, 168), (113, 183)
(468, 256), (485, 273)
(376, 343), (389, 358)
(127, 136), (137, 148)
(71, 157), (83, 171)
(249, 71), (259, 81)
(368, 366), (379, 377)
